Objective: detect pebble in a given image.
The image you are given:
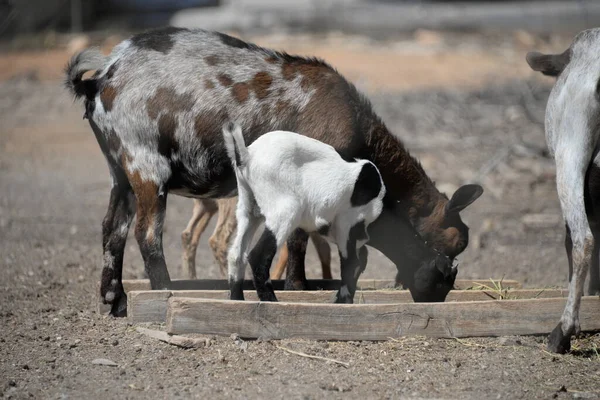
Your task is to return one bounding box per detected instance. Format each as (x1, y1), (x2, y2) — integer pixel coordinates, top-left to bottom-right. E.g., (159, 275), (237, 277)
(498, 337), (522, 346)
(91, 358), (118, 367)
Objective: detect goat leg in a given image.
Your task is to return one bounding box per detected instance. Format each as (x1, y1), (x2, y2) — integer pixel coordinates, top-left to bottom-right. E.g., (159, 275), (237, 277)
(100, 175), (136, 317)
(284, 229), (309, 290)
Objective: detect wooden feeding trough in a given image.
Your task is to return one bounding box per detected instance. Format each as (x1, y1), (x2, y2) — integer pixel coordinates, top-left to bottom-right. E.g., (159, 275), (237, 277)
(97, 278), (600, 341)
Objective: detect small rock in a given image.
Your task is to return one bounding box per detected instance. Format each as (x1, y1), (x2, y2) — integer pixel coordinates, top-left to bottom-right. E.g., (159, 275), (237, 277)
(22, 365), (29, 370)
(498, 337), (522, 346)
(8, 380), (16, 387)
(91, 358), (118, 367)
(573, 392), (596, 399)
(522, 214), (561, 229)
(112, 339), (119, 346)
(230, 333), (239, 341)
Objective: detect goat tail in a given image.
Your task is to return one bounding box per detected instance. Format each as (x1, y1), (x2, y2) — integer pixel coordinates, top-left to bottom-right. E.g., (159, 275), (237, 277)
(222, 122), (249, 169)
(64, 47), (107, 100)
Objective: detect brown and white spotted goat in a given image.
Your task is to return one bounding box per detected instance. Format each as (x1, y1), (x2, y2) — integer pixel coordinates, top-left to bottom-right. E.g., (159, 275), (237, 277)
(527, 28), (600, 353)
(64, 27), (482, 316)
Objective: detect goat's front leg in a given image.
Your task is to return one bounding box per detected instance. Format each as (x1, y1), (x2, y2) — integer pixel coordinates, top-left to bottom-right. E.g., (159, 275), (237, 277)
(130, 178), (171, 290)
(549, 149), (594, 354)
(336, 245), (369, 304)
(182, 199), (217, 279)
(100, 172), (136, 317)
(335, 248), (360, 304)
(284, 229), (309, 290)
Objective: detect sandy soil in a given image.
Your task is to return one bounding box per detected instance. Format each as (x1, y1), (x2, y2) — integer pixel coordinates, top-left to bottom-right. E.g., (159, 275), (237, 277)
(1, 31), (599, 399)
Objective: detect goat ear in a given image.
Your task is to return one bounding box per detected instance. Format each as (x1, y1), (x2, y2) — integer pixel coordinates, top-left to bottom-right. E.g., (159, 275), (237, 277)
(445, 184), (483, 214)
(526, 49), (571, 77)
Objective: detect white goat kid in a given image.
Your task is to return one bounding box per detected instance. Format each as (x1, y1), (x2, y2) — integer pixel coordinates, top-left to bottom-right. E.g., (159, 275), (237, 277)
(527, 28), (600, 353)
(223, 123), (386, 303)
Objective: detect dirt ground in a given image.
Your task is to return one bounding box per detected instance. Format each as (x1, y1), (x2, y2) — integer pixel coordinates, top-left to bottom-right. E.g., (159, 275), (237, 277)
(1, 30), (599, 399)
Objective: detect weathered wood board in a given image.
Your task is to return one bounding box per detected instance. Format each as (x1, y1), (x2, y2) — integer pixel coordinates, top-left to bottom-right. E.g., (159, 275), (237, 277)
(99, 278), (522, 315)
(128, 288), (568, 323)
(119, 278), (521, 291)
(166, 296), (600, 340)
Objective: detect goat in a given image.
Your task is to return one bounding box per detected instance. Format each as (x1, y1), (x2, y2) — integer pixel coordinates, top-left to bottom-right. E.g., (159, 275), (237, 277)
(181, 198), (332, 279)
(526, 28), (600, 353)
(223, 123), (388, 302)
(64, 27), (480, 316)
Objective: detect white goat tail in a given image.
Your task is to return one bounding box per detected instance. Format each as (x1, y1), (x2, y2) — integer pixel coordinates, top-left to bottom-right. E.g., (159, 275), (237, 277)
(222, 122), (249, 168)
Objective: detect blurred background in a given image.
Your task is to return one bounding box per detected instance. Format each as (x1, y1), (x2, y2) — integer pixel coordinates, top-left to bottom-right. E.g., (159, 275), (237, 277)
(2, 0), (600, 293)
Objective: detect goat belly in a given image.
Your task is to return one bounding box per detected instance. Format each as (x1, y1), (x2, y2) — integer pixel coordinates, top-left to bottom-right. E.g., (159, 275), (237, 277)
(167, 158), (237, 198)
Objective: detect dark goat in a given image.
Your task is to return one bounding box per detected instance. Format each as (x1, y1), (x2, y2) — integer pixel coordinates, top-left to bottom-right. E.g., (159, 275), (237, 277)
(64, 27), (482, 316)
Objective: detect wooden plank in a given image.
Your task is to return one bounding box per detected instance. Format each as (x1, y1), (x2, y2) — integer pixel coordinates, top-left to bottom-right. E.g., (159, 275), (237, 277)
(128, 291), (172, 323)
(128, 288), (568, 323)
(119, 278), (522, 293)
(166, 296), (600, 340)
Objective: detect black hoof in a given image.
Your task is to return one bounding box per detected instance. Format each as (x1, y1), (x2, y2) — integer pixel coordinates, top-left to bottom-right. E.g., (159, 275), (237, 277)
(110, 293), (128, 318)
(547, 323), (571, 354)
(229, 280), (245, 301)
(258, 292), (278, 302)
(334, 294), (354, 304)
(230, 292), (245, 301)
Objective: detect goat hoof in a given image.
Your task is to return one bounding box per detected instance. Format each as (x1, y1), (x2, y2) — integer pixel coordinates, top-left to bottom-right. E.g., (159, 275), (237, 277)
(109, 293), (128, 318)
(258, 292), (278, 302)
(334, 296), (354, 304)
(547, 323), (571, 354)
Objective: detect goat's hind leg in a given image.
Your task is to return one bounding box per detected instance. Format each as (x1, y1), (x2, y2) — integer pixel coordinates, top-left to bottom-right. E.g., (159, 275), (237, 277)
(589, 231), (600, 295)
(227, 202), (261, 300)
(181, 199), (218, 279)
(210, 197), (237, 277)
(565, 224), (574, 281)
(100, 171), (136, 317)
(284, 229), (310, 290)
(548, 146), (594, 353)
(311, 232), (332, 280)
(127, 171), (172, 291)
(250, 207), (299, 301)
(250, 221), (294, 302)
